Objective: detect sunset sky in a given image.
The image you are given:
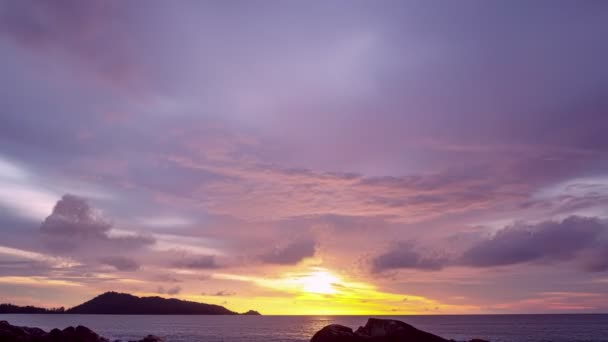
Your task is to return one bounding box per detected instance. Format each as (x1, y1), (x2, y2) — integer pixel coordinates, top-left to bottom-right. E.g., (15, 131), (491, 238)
(1, 0), (608, 315)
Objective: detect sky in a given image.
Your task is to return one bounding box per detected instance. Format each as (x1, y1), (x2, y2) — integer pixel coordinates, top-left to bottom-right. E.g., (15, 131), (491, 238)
(1, 0), (608, 315)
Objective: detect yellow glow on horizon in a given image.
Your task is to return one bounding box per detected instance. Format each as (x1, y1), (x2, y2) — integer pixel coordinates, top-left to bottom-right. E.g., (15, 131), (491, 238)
(204, 267), (479, 315)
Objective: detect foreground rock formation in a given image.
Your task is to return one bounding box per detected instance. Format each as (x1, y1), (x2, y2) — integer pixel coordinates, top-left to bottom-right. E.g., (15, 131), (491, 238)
(310, 318), (489, 342)
(2, 318), (488, 342)
(0, 321), (163, 342)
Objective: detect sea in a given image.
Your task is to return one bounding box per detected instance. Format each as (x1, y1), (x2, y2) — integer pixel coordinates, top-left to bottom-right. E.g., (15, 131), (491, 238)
(1, 314), (607, 342)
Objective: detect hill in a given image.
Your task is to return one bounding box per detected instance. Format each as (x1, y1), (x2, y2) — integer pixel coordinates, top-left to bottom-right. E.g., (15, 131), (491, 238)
(66, 292), (239, 315)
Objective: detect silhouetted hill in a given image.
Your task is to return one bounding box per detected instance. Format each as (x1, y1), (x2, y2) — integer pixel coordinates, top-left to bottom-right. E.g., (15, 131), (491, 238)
(0, 304), (64, 314)
(66, 292), (238, 315)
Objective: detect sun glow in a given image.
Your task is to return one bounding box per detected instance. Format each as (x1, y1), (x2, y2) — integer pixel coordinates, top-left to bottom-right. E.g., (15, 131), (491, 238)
(298, 270), (339, 294)
(209, 267), (480, 314)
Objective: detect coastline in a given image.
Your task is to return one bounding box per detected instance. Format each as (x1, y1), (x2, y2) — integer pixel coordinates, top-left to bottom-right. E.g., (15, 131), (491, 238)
(2, 313), (608, 342)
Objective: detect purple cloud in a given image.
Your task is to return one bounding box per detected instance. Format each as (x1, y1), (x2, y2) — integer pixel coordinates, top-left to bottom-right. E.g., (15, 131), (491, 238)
(0, 0), (139, 87)
(460, 216), (608, 271)
(372, 241), (448, 272)
(40, 194), (111, 239)
(40, 194), (155, 253)
(100, 256), (140, 272)
(172, 255), (218, 270)
(260, 238), (316, 265)
(157, 286), (181, 296)
(374, 216), (608, 273)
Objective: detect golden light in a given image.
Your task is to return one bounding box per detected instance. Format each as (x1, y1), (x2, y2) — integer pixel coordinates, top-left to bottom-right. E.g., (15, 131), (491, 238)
(210, 267), (481, 315)
(298, 270), (339, 294)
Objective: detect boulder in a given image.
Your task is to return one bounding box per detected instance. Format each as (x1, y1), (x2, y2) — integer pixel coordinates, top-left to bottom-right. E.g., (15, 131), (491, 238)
(310, 324), (359, 342)
(1, 320), (48, 342)
(0, 321), (164, 342)
(310, 318), (489, 342)
(355, 318), (447, 341)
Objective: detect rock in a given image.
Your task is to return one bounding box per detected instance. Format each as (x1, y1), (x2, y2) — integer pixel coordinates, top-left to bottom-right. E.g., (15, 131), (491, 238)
(310, 318), (489, 342)
(1, 320), (49, 342)
(20, 326), (47, 339)
(357, 318), (447, 341)
(0, 321), (164, 342)
(38, 324), (109, 342)
(310, 324), (358, 342)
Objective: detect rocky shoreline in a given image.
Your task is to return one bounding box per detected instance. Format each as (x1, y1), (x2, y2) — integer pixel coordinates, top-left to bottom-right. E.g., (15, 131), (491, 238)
(0, 320), (162, 342)
(1, 318), (489, 342)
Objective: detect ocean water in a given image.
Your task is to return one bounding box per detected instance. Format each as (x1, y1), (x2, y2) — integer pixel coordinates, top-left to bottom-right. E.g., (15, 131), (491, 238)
(1, 314), (607, 342)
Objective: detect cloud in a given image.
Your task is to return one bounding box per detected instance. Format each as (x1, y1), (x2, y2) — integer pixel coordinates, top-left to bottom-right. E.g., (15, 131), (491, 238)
(0, 0), (138, 86)
(100, 256), (140, 271)
(154, 274), (182, 283)
(172, 254), (218, 269)
(372, 216), (608, 273)
(0, 256), (68, 278)
(260, 238), (316, 265)
(202, 290), (236, 297)
(166, 151), (541, 224)
(41, 194), (111, 238)
(578, 246), (608, 272)
(371, 241), (448, 272)
(0, 157), (58, 220)
(157, 285), (181, 295)
(167, 286), (181, 295)
(40, 194), (155, 253)
(460, 216), (607, 270)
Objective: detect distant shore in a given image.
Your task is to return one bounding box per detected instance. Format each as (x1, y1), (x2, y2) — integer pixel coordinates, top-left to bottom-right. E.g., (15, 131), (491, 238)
(0, 291), (260, 316)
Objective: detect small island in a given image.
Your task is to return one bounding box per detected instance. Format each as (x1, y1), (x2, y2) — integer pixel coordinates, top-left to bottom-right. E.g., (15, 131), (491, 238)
(241, 310), (262, 315)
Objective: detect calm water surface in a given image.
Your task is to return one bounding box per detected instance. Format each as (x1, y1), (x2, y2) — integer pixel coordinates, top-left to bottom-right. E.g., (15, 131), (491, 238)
(1, 314), (607, 342)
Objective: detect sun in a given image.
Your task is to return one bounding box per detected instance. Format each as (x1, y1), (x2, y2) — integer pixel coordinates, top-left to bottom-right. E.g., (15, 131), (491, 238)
(298, 269), (340, 295)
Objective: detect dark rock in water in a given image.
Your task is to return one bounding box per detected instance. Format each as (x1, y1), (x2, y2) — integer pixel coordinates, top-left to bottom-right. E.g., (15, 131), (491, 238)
(0, 320), (110, 342)
(310, 318), (489, 342)
(1, 321), (52, 342)
(0, 321), (164, 342)
(354, 318), (447, 341)
(311, 324), (358, 342)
